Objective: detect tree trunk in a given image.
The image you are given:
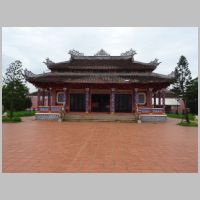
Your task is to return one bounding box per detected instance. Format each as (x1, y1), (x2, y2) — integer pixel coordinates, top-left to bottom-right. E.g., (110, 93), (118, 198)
(9, 87), (14, 119)
(183, 98), (190, 123)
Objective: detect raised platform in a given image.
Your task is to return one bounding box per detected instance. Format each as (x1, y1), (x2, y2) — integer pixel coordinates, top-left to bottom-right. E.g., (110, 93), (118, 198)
(35, 113), (61, 121)
(35, 112), (167, 122)
(64, 113), (137, 122)
(140, 114), (167, 122)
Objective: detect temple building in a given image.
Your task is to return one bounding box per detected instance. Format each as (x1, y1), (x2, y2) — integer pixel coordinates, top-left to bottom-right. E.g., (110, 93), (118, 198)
(25, 49), (174, 121)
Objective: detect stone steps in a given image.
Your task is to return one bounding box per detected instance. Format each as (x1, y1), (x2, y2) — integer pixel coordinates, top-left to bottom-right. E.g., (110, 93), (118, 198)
(64, 113), (136, 122)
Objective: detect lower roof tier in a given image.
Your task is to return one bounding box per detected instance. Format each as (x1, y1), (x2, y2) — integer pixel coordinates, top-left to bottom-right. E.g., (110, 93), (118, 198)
(25, 71), (174, 86)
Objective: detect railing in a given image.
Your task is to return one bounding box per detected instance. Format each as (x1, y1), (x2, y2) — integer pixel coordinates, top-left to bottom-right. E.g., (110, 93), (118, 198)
(38, 106), (62, 113)
(51, 106), (62, 113)
(38, 106), (49, 112)
(138, 107), (164, 114)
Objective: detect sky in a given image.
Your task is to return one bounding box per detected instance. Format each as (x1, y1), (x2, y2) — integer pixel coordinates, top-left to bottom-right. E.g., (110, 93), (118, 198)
(2, 27), (198, 92)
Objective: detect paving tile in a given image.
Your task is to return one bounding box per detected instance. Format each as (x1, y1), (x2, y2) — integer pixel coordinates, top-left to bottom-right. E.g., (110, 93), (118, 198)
(2, 116), (198, 173)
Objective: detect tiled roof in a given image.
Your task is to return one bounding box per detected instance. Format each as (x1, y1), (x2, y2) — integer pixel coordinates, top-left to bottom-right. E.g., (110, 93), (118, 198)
(25, 71), (174, 84)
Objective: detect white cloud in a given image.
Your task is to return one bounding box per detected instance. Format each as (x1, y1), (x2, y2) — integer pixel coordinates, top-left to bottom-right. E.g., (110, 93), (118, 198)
(2, 27), (198, 92)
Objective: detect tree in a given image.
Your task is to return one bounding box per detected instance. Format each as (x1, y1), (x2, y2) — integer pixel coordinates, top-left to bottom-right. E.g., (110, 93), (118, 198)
(185, 77), (198, 114)
(171, 55), (192, 122)
(3, 60), (31, 118)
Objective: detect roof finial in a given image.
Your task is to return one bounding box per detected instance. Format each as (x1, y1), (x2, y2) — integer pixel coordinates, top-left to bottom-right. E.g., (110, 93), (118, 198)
(94, 49), (110, 56)
(121, 48), (137, 56)
(68, 49), (84, 57)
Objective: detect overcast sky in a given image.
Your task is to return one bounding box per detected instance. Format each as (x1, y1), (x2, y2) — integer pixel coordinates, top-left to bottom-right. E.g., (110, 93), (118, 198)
(2, 27), (198, 92)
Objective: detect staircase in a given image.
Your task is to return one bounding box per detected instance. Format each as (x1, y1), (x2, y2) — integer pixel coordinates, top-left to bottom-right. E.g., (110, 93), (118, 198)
(64, 113), (137, 122)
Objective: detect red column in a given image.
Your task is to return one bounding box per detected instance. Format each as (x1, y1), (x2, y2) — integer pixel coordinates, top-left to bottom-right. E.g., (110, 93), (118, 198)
(89, 90), (92, 112)
(85, 88), (90, 113)
(132, 89), (135, 112)
(158, 90), (161, 107)
(63, 88), (67, 111)
(88, 89), (91, 112)
(134, 88), (138, 112)
(162, 89), (166, 112)
(37, 88), (41, 110)
(153, 93), (156, 107)
(110, 88), (115, 114)
(48, 88), (52, 106)
(48, 88), (52, 112)
(67, 90), (70, 112)
(147, 88), (153, 107)
(42, 89), (45, 106)
(51, 88), (56, 106)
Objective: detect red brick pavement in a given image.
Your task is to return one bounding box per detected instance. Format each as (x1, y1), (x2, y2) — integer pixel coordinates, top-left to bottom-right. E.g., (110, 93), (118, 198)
(2, 117), (198, 173)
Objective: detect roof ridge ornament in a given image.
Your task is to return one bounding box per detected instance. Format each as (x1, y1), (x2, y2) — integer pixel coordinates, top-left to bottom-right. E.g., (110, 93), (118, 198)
(94, 49), (110, 56)
(120, 48), (137, 56)
(24, 69), (35, 78)
(150, 58), (161, 66)
(43, 58), (55, 66)
(68, 49), (84, 57)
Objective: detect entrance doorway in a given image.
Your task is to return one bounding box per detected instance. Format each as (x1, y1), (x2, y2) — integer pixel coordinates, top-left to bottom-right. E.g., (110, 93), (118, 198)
(115, 94), (132, 112)
(91, 94), (110, 112)
(70, 93), (85, 112)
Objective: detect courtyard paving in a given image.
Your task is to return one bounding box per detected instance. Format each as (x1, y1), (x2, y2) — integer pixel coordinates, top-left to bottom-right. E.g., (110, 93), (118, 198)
(2, 117), (198, 173)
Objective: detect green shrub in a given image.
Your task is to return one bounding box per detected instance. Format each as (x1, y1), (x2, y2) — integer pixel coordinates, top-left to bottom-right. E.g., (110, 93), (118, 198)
(7, 110), (36, 117)
(2, 117), (22, 123)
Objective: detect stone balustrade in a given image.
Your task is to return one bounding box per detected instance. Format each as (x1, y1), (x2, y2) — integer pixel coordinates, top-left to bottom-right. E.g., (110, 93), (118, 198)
(138, 107), (164, 114)
(38, 106), (49, 112)
(38, 106), (62, 113)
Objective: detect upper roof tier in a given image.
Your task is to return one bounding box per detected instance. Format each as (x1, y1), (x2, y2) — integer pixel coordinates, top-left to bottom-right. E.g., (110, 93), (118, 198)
(24, 49), (175, 87)
(43, 49), (161, 72)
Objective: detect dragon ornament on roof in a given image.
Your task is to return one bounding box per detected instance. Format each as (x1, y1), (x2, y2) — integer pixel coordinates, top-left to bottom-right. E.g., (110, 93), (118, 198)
(43, 58), (55, 66)
(24, 69), (36, 78)
(149, 58), (161, 66)
(120, 48), (137, 56)
(68, 49), (84, 57)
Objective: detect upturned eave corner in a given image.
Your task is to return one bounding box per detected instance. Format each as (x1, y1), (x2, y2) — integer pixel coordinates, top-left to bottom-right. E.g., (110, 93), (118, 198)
(24, 68), (36, 80)
(149, 58), (162, 67)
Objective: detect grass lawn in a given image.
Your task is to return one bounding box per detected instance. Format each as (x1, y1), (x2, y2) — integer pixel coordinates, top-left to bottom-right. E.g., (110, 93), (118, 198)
(177, 121), (198, 127)
(167, 113), (195, 121)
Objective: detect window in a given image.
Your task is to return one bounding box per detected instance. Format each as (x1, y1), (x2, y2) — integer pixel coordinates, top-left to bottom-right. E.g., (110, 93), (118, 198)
(56, 92), (64, 104)
(137, 92), (146, 105)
